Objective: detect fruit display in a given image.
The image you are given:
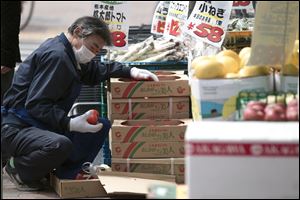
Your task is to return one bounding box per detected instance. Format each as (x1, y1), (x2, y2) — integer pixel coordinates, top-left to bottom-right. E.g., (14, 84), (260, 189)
(191, 48), (271, 79)
(239, 92), (299, 121)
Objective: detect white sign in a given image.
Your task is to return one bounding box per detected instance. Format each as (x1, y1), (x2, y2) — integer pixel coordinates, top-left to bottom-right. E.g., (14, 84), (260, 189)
(184, 1), (233, 48)
(93, 1), (129, 49)
(163, 1), (189, 40)
(248, 1), (299, 66)
(151, 1), (170, 35)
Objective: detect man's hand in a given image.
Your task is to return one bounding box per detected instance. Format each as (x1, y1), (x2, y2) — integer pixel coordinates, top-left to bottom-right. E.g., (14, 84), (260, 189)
(69, 110), (103, 133)
(130, 67), (159, 82)
(1, 66), (12, 74)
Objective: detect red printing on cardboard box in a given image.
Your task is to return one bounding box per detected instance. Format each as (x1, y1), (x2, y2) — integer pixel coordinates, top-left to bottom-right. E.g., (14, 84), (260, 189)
(186, 142), (299, 157)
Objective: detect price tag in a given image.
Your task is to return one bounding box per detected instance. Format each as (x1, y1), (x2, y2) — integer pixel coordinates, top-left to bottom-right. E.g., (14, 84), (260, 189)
(247, 2), (299, 66)
(111, 30), (127, 47)
(183, 1), (233, 48)
(93, 1), (129, 49)
(192, 23), (224, 43)
(232, 1), (254, 10)
(163, 1), (189, 40)
(151, 1), (170, 35)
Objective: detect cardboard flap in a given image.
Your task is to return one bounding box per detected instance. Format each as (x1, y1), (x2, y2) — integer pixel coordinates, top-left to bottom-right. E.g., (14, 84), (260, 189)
(97, 173), (176, 197)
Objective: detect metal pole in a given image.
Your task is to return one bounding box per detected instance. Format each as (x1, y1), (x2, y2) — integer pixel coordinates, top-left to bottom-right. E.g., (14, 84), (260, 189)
(100, 49), (111, 166)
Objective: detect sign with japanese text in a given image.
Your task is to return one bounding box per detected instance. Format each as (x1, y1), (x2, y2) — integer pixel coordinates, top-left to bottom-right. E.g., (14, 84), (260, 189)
(248, 1), (299, 66)
(151, 1), (170, 35)
(163, 1), (189, 40)
(183, 1), (233, 48)
(93, 1), (129, 49)
(232, 1), (254, 10)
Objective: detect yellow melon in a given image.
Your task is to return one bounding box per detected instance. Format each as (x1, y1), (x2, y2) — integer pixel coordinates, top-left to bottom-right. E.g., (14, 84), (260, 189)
(238, 66), (270, 78)
(191, 56), (216, 69)
(225, 73), (240, 79)
(239, 47), (251, 59)
(194, 58), (225, 79)
(217, 55), (240, 74)
(240, 52), (251, 68)
(217, 50), (241, 66)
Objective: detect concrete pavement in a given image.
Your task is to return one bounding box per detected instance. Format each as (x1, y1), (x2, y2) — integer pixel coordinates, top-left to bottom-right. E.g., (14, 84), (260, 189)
(2, 172), (59, 199)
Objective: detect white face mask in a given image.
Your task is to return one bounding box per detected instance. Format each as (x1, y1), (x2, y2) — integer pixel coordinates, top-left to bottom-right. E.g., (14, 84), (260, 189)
(73, 43), (96, 64)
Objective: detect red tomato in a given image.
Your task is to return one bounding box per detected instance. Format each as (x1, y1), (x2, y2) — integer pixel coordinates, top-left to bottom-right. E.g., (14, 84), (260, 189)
(87, 109), (99, 125)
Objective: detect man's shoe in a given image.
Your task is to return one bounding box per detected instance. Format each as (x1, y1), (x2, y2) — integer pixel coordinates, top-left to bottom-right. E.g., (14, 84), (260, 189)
(5, 159), (44, 191)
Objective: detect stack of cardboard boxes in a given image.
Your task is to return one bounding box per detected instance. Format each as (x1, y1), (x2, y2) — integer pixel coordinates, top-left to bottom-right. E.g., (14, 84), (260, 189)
(108, 71), (191, 183)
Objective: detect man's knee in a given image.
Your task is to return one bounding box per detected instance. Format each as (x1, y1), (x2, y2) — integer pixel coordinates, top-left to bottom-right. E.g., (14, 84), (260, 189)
(43, 136), (72, 157)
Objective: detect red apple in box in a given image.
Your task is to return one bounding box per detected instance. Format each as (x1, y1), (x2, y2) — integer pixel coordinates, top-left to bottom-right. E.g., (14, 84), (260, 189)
(287, 99), (298, 108)
(243, 107), (265, 121)
(264, 103), (286, 121)
(247, 101), (267, 109)
(286, 99), (299, 121)
(243, 101), (266, 121)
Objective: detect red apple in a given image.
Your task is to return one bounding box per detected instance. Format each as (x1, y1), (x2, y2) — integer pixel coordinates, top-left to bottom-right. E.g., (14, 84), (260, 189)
(264, 103), (285, 113)
(264, 104), (286, 121)
(243, 107), (265, 121)
(87, 109), (99, 125)
(247, 101), (267, 109)
(287, 99), (298, 108)
(286, 106), (299, 121)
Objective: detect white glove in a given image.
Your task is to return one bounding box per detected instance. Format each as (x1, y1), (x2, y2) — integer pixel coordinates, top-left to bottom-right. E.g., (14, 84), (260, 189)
(69, 110), (103, 133)
(130, 67), (159, 82)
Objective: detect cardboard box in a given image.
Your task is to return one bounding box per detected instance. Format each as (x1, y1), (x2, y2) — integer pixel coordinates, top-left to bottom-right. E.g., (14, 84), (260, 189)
(185, 121), (299, 198)
(279, 75), (299, 93)
(111, 158), (184, 175)
(98, 172), (176, 198)
(50, 171), (176, 199)
(112, 141), (185, 158)
(112, 158), (185, 184)
(111, 113), (190, 120)
(190, 76), (272, 121)
(50, 173), (107, 199)
(111, 119), (190, 142)
(96, 171), (176, 182)
(110, 97), (190, 120)
(152, 71), (184, 76)
(110, 74), (190, 98)
(175, 174), (185, 184)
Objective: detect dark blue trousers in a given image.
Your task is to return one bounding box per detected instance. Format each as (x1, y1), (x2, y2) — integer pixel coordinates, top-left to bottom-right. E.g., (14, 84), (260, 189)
(1, 118), (111, 182)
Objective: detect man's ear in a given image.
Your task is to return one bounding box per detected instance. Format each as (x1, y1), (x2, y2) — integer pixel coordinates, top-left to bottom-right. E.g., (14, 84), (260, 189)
(74, 27), (83, 38)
